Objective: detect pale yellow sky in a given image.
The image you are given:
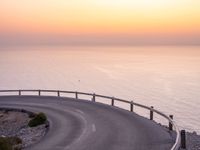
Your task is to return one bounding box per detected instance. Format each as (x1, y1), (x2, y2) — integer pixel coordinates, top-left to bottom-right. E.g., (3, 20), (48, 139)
(0, 0), (200, 45)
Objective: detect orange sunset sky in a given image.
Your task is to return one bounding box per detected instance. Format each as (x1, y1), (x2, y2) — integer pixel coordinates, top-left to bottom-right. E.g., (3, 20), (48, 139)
(0, 0), (200, 45)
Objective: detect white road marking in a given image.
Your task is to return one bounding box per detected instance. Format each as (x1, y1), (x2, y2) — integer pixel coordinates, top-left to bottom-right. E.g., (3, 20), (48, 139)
(63, 109), (88, 150)
(75, 109), (84, 115)
(92, 124), (96, 132)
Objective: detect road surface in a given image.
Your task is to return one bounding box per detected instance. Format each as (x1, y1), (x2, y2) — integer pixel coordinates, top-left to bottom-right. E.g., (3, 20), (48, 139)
(0, 96), (174, 150)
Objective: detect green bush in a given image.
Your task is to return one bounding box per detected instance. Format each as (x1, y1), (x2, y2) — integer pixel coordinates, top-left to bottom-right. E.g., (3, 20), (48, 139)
(0, 137), (12, 150)
(28, 112), (47, 127)
(0, 137), (22, 150)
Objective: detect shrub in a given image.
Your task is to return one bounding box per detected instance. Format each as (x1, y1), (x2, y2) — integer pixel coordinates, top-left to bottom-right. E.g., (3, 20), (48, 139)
(8, 137), (22, 145)
(28, 112), (47, 127)
(0, 137), (12, 150)
(0, 137), (22, 150)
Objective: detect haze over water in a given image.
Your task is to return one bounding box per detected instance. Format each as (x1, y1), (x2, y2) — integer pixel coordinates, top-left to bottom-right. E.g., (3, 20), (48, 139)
(0, 46), (199, 133)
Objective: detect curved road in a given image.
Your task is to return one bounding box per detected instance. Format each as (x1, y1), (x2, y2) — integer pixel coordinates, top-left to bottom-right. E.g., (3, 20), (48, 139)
(0, 96), (174, 150)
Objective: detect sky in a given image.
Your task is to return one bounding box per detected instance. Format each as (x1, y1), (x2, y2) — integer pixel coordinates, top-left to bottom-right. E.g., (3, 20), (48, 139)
(0, 0), (200, 46)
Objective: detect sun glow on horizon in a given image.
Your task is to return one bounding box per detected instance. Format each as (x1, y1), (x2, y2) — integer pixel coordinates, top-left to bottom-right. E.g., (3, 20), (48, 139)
(0, 0), (200, 45)
(93, 0), (174, 8)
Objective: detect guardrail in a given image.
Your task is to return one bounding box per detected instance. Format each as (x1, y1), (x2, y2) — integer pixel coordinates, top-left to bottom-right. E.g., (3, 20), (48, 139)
(0, 89), (181, 150)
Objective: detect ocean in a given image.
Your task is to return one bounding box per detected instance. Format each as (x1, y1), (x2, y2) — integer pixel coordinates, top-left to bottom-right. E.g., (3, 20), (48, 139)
(0, 46), (200, 133)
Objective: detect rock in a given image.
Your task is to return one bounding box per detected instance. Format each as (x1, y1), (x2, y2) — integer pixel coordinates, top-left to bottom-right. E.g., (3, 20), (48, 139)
(45, 124), (49, 128)
(13, 144), (22, 150)
(186, 131), (200, 150)
(192, 131), (197, 135)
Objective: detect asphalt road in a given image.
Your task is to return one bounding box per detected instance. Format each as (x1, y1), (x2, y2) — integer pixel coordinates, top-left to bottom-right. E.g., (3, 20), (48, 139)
(0, 96), (174, 150)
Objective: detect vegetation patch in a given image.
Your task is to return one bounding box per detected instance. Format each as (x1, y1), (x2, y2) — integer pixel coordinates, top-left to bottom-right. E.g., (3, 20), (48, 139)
(0, 136), (22, 150)
(28, 113), (47, 127)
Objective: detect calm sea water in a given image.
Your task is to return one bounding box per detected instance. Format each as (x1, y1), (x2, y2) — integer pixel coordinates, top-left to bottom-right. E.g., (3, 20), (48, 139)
(0, 46), (200, 133)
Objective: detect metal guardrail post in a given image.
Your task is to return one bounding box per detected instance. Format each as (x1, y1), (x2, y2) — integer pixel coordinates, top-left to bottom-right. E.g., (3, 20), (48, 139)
(19, 90), (21, 96)
(75, 92), (78, 99)
(150, 106), (154, 120)
(130, 101), (134, 112)
(92, 93), (96, 102)
(181, 130), (186, 149)
(169, 115), (173, 131)
(38, 90), (41, 96)
(111, 97), (114, 106)
(57, 91), (60, 97)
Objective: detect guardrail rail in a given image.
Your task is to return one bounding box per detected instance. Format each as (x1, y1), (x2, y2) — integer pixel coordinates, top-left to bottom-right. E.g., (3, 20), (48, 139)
(0, 89), (181, 150)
